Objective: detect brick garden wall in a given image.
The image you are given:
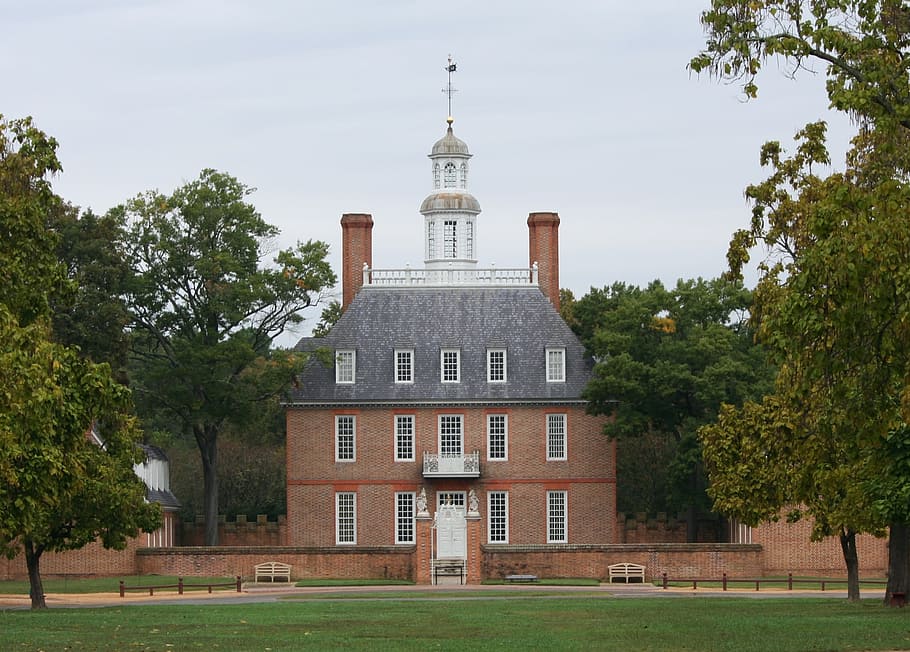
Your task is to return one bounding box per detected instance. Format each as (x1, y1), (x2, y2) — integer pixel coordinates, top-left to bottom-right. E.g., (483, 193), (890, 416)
(752, 518), (888, 576)
(482, 544), (764, 581)
(136, 546), (414, 581)
(180, 515), (288, 547)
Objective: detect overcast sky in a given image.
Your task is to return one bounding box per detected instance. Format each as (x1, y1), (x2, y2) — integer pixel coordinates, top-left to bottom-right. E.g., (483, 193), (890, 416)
(4, 1), (855, 344)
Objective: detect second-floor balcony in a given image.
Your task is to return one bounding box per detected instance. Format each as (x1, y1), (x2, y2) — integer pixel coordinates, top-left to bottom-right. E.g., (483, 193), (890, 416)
(423, 451), (481, 478)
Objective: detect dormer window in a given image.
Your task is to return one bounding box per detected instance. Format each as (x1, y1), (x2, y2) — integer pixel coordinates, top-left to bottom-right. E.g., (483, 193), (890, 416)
(336, 350), (355, 384)
(441, 348), (460, 383)
(487, 349), (507, 382)
(546, 348), (565, 383)
(444, 162), (456, 188)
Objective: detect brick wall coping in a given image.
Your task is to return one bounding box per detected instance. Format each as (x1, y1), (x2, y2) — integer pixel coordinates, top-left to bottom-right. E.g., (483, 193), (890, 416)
(481, 543), (763, 553)
(138, 546), (416, 556)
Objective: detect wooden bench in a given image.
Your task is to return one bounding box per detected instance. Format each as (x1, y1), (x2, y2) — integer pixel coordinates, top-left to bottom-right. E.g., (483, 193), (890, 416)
(608, 563), (646, 584)
(505, 574), (539, 583)
(432, 559), (465, 585)
(254, 561), (292, 583)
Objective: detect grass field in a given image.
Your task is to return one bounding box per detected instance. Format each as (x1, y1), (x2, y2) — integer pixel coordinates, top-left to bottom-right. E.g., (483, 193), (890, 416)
(2, 596), (909, 651)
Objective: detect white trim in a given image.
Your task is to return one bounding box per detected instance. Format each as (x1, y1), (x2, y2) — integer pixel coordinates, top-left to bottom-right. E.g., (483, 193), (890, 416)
(438, 414), (464, 456)
(441, 348), (460, 383)
(437, 490), (466, 512)
(335, 350), (356, 384)
(546, 347), (565, 383)
(487, 348), (507, 383)
(336, 492), (357, 545)
(486, 413), (508, 461)
(488, 491), (509, 543)
(395, 492), (416, 544)
(547, 490), (567, 543)
(546, 413), (567, 461)
(335, 415), (356, 462)
(394, 414), (415, 462)
(394, 348), (414, 384)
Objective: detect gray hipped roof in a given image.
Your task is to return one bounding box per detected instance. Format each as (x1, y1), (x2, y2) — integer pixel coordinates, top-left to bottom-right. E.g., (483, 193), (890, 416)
(287, 286), (594, 406)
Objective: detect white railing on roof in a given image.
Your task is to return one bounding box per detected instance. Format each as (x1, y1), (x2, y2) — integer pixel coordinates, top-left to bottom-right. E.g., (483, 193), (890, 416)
(363, 263), (538, 287)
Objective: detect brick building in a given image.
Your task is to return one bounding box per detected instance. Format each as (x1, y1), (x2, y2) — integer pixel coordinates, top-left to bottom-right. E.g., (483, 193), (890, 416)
(284, 114), (616, 582)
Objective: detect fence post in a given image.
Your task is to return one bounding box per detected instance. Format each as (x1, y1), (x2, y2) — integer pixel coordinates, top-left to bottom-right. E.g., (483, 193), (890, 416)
(722, 573), (727, 591)
(662, 572), (668, 589)
(178, 577), (184, 595)
(119, 581), (124, 598)
(236, 576), (242, 592)
(755, 580), (760, 591)
(788, 572), (793, 591)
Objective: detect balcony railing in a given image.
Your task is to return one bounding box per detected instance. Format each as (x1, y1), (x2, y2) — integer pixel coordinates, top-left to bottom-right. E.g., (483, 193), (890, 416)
(423, 451), (481, 478)
(363, 263), (538, 288)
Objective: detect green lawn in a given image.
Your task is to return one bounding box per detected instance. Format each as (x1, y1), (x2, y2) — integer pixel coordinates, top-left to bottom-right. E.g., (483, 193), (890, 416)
(2, 597), (910, 651)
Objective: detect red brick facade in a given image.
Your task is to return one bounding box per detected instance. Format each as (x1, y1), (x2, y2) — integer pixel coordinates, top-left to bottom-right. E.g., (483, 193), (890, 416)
(286, 405), (617, 550)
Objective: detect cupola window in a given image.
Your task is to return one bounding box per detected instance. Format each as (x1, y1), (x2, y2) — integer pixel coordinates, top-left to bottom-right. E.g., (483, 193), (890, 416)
(444, 220), (457, 258)
(433, 163), (440, 190)
(444, 162), (456, 188)
(459, 163), (467, 189)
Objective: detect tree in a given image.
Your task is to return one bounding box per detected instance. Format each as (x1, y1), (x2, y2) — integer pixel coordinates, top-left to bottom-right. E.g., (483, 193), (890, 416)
(312, 299), (342, 338)
(700, 122), (910, 603)
(0, 115), (65, 325)
(690, 0), (910, 130)
(50, 205), (132, 378)
(121, 169), (336, 545)
(0, 115), (159, 609)
(0, 311), (160, 609)
(575, 278), (773, 540)
(692, 0), (910, 604)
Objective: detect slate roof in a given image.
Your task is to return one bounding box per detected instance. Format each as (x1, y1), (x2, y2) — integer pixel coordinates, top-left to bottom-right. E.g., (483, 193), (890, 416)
(287, 285), (594, 406)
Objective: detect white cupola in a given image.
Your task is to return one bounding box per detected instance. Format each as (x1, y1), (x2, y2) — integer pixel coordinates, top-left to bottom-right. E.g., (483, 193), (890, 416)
(420, 117), (482, 270)
(420, 59), (481, 271)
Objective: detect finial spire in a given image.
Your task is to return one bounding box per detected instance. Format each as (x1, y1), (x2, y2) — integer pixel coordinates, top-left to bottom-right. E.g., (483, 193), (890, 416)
(443, 54), (458, 124)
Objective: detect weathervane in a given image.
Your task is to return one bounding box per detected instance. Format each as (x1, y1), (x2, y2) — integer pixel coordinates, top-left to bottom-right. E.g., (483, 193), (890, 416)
(442, 54), (458, 122)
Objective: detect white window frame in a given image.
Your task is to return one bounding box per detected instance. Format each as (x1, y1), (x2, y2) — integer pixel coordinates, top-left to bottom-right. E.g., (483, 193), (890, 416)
(546, 413), (567, 461)
(444, 162), (456, 188)
(437, 491), (466, 513)
(444, 219), (457, 257)
(335, 415), (356, 462)
(395, 349), (414, 384)
(487, 413), (508, 461)
(546, 347), (565, 383)
(547, 490), (567, 543)
(335, 349), (356, 384)
(488, 491), (509, 543)
(336, 492), (356, 545)
(487, 348), (507, 383)
(395, 492), (415, 544)
(395, 414), (415, 462)
(438, 414), (463, 456)
(441, 348), (460, 383)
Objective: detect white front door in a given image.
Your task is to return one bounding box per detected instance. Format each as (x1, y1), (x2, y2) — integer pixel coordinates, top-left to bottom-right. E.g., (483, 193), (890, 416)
(436, 493), (466, 559)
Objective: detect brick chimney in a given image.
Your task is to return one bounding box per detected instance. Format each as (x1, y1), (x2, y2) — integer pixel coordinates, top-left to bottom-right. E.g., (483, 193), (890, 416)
(340, 213), (373, 310)
(527, 212), (560, 311)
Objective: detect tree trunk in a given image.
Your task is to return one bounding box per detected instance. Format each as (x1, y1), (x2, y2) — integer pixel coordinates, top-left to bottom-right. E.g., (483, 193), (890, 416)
(838, 527), (860, 602)
(196, 424), (220, 546)
(24, 539), (47, 610)
(885, 520), (910, 607)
